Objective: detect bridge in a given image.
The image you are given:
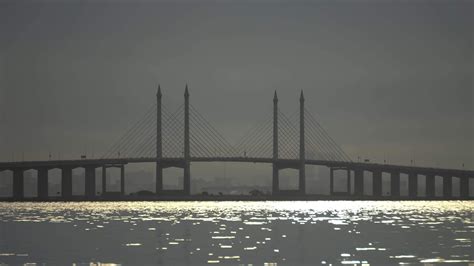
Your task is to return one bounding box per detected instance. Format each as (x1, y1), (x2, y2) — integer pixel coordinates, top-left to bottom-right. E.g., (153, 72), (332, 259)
(1, 85), (473, 200)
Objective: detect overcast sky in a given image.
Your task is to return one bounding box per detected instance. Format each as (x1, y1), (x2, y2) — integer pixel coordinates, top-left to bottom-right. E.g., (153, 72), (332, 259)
(0, 0), (472, 171)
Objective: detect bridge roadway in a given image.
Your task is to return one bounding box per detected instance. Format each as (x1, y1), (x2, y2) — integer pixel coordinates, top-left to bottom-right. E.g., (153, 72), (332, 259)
(0, 157), (473, 177)
(0, 157), (473, 200)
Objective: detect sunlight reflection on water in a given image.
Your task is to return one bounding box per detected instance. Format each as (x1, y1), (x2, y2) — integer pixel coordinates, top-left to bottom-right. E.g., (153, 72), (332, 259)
(0, 201), (473, 265)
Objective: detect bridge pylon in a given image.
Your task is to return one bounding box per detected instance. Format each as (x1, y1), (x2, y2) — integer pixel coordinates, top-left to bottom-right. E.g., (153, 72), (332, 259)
(272, 91), (306, 196)
(272, 91), (279, 195)
(183, 85), (191, 195)
(299, 90), (306, 194)
(155, 85), (191, 196)
(156, 85), (163, 194)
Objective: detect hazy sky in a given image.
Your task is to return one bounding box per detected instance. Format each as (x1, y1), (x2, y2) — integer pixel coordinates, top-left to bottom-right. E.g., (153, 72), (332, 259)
(0, 0), (473, 171)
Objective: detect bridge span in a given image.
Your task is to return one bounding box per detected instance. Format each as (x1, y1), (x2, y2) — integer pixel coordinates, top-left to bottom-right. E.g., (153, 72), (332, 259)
(1, 86), (472, 200)
(1, 157), (472, 201)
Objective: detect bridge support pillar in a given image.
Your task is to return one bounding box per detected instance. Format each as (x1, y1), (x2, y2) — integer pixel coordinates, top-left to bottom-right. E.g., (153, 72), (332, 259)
(354, 168), (364, 197)
(156, 164), (163, 194)
(37, 168), (48, 199)
(460, 177), (469, 198)
(102, 166), (107, 195)
(390, 171), (400, 198)
(12, 169), (24, 200)
(120, 164), (125, 196)
(272, 164), (279, 195)
(61, 167), (72, 199)
(372, 170), (382, 197)
(85, 166), (96, 198)
(347, 169), (351, 195)
(183, 163), (190, 195)
(459, 177), (469, 199)
(329, 168), (334, 195)
(298, 165), (305, 194)
(408, 172), (417, 198)
(426, 174), (435, 198)
(443, 175), (452, 198)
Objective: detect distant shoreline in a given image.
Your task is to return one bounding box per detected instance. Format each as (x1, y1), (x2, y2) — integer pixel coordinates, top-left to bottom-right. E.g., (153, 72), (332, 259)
(0, 195), (472, 202)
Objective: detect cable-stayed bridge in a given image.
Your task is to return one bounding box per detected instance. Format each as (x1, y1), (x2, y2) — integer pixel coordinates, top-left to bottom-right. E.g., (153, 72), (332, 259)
(1, 85), (473, 200)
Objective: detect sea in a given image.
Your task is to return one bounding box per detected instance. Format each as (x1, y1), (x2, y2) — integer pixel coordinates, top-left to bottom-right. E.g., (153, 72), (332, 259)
(0, 201), (473, 265)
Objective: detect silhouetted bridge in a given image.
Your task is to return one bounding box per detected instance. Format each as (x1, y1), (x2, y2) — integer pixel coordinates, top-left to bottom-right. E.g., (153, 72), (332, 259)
(1, 86), (472, 200)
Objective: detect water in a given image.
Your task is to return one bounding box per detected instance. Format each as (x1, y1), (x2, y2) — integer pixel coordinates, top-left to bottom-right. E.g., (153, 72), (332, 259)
(0, 201), (473, 265)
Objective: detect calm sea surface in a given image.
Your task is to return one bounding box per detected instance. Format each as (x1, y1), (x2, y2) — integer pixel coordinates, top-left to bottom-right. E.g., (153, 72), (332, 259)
(0, 201), (473, 265)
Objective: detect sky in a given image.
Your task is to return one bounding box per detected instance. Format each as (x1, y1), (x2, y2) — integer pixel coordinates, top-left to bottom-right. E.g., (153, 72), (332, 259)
(0, 0), (473, 173)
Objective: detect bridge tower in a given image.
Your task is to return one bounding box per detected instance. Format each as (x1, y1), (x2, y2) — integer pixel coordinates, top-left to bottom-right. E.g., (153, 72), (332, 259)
(184, 85), (191, 195)
(154, 85), (191, 196)
(272, 91), (279, 195)
(156, 85), (163, 194)
(272, 91), (306, 196)
(299, 91), (306, 194)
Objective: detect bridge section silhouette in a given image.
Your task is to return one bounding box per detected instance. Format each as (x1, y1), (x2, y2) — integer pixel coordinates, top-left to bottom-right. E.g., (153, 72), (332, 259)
(0, 85), (472, 200)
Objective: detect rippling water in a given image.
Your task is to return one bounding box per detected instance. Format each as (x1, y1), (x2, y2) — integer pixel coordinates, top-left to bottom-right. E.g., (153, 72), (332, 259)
(0, 201), (473, 265)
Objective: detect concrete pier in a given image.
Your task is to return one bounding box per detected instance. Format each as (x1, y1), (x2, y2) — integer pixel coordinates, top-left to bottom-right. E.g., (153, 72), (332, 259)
(329, 168), (334, 195)
(61, 167), (72, 198)
(347, 169), (351, 195)
(443, 176), (452, 198)
(120, 165), (125, 195)
(460, 177), (469, 198)
(390, 171), (400, 197)
(426, 174), (435, 198)
(272, 166), (279, 195)
(408, 172), (417, 198)
(156, 165), (163, 194)
(37, 168), (48, 199)
(13, 169), (24, 200)
(85, 166), (96, 198)
(354, 168), (364, 196)
(102, 166), (107, 195)
(372, 170), (382, 197)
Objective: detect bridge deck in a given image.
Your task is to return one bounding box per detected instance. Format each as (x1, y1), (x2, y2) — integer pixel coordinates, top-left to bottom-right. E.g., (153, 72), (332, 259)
(0, 157), (472, 177)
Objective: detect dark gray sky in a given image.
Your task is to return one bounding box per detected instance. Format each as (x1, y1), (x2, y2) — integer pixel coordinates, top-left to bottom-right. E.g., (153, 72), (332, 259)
(0, 0), (473, 170)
